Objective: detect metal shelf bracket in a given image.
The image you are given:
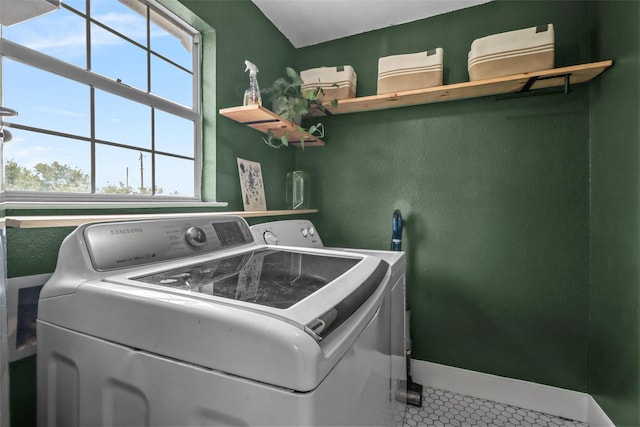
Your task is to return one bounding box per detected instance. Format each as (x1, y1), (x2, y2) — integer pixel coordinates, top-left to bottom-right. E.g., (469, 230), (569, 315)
(520, 73), (572, 94)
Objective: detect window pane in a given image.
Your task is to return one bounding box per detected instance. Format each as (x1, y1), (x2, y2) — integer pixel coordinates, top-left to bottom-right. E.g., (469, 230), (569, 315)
(4, 129), (91, 193)
(95, 145), (152, 194)
(63, 0), (86, 14)
(151, 55), (192, 107)
(155, 155), (194, 197)
(3, 59), (90, 137)
(95, 90), (151, 148)
(91, 23), (147, 90)
(90, 0), (147, 46)
(150, 9), (193, 71)
(155, 110), (194, 157)
(2, 6), (87, 68)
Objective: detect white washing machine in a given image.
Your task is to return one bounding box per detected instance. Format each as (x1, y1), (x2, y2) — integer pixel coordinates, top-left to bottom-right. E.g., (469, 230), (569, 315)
(37, 215), (403, 427)
(250, 219), (408, 420)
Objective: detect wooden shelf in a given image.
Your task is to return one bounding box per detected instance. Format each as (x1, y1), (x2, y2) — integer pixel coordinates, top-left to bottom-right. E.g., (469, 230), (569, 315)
(219, 104), (325, 147)
(220, 61), (612, 143)
(6, 209), (318, 229)
(317, 61), (613, 116)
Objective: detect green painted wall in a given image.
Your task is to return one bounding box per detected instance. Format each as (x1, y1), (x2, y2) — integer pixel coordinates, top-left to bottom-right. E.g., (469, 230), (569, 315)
(179, 0), (297, 209)
(6, 0), (640, 425)
(294, 0), (640, 421)
(589, 1), (640, 426)
(294, 1), (593, 391)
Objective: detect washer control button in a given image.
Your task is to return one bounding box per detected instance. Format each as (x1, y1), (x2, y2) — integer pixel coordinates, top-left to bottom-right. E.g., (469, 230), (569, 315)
(185, 226), (207, 247)
(309, 227), (315, 236)
(263, 231), (278, 245)
(301, 228), (309, 238)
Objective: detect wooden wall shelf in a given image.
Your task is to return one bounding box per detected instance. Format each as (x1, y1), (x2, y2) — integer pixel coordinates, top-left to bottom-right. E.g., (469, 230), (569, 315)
(219, 105), (325, 147)
(317, 61), (613, 116)
(219, 61), (612, 144)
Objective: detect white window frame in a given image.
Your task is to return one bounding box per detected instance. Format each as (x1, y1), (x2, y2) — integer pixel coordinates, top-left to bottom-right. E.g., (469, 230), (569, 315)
(0, 0), (215, 206)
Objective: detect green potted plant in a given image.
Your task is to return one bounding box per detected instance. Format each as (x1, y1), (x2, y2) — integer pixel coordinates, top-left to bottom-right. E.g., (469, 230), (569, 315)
(261, 67), (337, 149)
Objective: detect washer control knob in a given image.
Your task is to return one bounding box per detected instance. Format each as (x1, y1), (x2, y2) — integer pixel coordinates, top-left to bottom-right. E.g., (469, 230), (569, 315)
(263, 231), (278, 245)
(185, 226), (207, 247)
(301, 228), (309, 238)
(309, 227), (315, 236)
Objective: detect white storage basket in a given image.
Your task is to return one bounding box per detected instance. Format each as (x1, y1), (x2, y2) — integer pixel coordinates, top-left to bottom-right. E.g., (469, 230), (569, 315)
(468, 24), (554, 81)
(377, 48), (444, 94)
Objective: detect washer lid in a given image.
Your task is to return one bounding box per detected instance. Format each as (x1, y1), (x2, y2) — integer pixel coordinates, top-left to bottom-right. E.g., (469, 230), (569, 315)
(134, 248), (359, 309)
(129, 247), (385, 341)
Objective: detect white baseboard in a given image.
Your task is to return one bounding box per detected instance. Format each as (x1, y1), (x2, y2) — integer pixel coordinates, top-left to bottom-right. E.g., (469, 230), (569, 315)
(410, 360), (615, 426)
(586, 395), (616, 427)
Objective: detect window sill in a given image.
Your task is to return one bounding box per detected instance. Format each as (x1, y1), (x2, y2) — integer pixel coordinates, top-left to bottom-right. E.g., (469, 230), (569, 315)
(3, 200), (229, 210)
(5, 209), (319, 228)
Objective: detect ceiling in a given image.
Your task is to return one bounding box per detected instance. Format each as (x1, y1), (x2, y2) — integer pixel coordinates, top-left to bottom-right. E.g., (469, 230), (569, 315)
(251, 0), (491, 48)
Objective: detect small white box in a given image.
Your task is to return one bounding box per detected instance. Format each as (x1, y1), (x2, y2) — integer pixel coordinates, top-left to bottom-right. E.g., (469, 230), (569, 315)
(301, 66), (357, 100)
(468, 24), (555, 81)
(377, 48), (444, 94)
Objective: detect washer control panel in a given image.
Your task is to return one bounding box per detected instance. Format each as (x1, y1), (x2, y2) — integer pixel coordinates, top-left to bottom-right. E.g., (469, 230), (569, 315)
(250, 219), (324, 248)
(83, 215), (253, 271)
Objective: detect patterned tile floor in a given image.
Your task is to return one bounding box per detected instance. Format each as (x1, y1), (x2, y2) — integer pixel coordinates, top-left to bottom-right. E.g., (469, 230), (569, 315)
(403, 386), (590, 427)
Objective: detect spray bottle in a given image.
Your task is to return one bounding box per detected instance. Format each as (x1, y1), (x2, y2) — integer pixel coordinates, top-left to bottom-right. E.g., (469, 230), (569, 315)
(243, 60), (262, 106)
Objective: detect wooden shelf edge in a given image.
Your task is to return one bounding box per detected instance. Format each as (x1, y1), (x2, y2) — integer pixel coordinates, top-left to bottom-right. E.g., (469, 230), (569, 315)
(219, 105), (325, 147)
(6, 209), (319, 229)
(320, 60), (613, 115)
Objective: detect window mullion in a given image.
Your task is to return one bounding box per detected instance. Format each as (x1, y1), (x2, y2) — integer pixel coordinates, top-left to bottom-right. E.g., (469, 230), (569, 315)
(88, 0), (95, 194)
(86, 0), (91, 71)
(90, 87), (96, 194)
(146, 4), (156, 196)
(152, 109), (156, 195)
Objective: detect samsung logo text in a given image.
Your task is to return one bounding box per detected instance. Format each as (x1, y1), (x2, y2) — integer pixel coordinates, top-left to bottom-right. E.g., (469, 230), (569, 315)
(110, 228), (144, 236)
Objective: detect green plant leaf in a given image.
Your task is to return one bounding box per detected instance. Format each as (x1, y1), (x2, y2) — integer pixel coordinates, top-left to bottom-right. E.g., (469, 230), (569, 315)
(284, 67), (304, 87)
(285, 67), (298, 80)
(293, 104), (308, 116)
(302, 88), (317, 99)
(262, 132), (285, 149)
(310, 123), (325, 138)
(272, 78), (287, 92)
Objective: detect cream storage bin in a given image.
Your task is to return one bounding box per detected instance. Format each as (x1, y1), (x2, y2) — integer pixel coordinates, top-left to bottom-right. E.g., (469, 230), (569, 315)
(300, 66), (357, 100)
(377, 48), (444, 94)
(468, 24), (555, 81)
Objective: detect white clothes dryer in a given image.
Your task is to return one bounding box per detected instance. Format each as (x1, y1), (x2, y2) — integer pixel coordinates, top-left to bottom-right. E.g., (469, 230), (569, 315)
(250, 219), (408, 421)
